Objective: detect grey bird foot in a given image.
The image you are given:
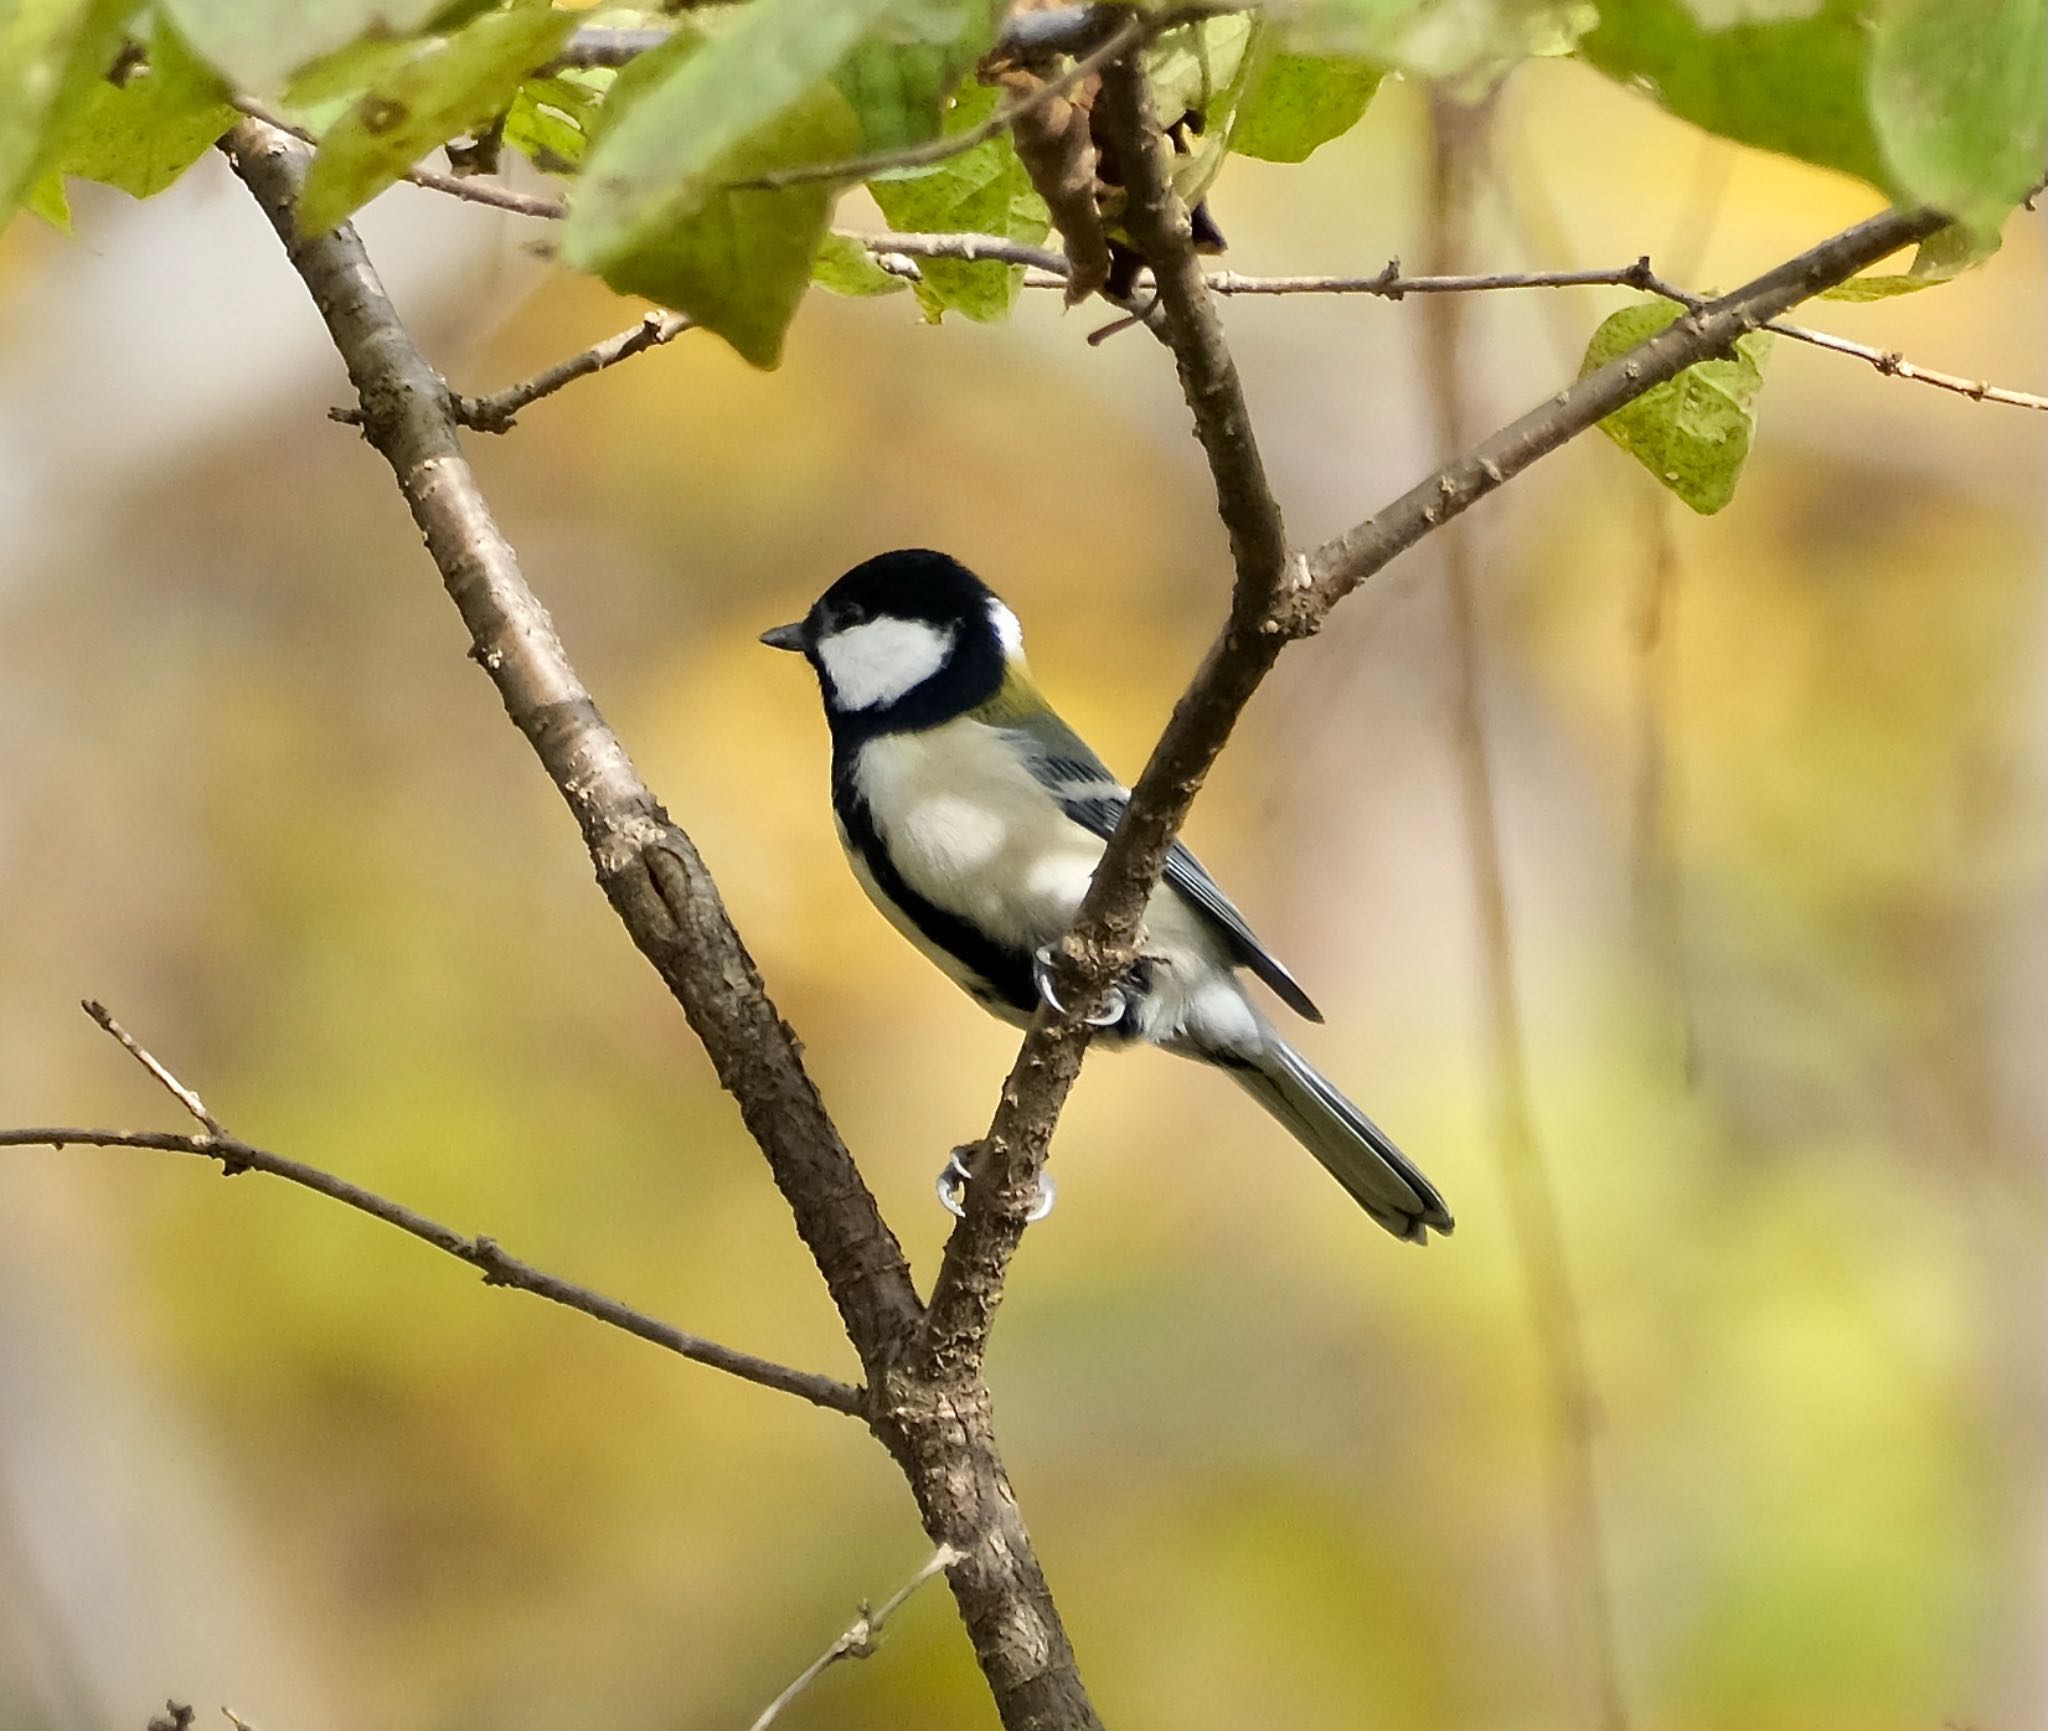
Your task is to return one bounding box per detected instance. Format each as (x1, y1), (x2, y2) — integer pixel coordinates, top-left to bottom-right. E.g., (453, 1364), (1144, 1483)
(1031, 946), (1128, 1027)
(936, 1149), (1056, 1223)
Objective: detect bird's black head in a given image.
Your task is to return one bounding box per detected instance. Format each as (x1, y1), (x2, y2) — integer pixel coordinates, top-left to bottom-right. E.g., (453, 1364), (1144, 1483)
(761, 549), (1023, 735)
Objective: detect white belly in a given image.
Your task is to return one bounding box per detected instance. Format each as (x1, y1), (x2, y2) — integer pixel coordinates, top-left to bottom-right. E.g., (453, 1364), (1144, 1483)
(850, 722), (1104, 953)
(844, 721), (1262, 1056)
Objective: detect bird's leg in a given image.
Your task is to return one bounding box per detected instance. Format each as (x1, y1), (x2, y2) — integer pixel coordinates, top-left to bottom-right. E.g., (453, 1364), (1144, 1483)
(1031, 946), (1148, 1029)
(936, 1147), (1056, 1221)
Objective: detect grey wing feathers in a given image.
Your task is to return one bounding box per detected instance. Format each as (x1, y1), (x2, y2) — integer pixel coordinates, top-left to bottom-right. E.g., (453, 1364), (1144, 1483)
(1002, 713), (1324, 1024)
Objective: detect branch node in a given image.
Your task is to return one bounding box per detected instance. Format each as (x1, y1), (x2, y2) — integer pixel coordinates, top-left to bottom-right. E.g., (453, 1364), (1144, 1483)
(148, 1705), (195, 1731)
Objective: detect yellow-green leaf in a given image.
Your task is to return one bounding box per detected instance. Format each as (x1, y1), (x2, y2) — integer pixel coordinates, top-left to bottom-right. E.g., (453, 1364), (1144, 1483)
(1, 0), (129, 230)
(299, 5), (576, 235)
(812, 230), (909, 297)
(56, 18), (238, 199)
(868, 84), (1048, 323)
(1579, 297), (1774, 515)
(1232, 52), (1382, 163)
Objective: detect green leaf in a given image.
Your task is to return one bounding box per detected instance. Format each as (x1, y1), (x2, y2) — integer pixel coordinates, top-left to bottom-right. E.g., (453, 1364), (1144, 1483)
(1146, 13), (1260, 209)
(55, 18), (238, 199)
(0, 0), (129, 231)
(1580, 0), (1889, 192)
(25, 167), (71, 229)
(298, 4), (575, 234)
(590, 84), (856, 367)
(565, 31), (860, 367)
(1819, 223), (2001, 300)
(1579, 298), (1774, 515)
(163, 0), (453, 92)
(1868, 0), (2047, 237)
(566, 0), (904, 278)
(867, 83), (1048, 322)
(834, 1), (996, 153)
(812, 229), (909, 296)
(1286, 0), (1595, 88)
(1231, 52), (1382, 162)
(503, 71), (605, 171)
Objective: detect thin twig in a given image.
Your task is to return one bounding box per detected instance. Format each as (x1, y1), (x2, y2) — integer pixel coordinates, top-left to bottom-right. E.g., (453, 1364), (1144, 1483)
(1766, 318), (2048, 409)
(453, 312), (696, 432)
(6, 1121), (863, 1409)
(850, 228), (1072, 275)
(745, 1547), (961, 1731)
(731, 11), (1147, 193)
(82, 998), (224, 1135)
(1200, 258), (1689, 300)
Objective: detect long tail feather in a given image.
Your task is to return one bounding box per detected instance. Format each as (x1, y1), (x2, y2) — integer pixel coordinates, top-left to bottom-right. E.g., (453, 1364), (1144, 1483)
(1225, 1039), (1454, 1244)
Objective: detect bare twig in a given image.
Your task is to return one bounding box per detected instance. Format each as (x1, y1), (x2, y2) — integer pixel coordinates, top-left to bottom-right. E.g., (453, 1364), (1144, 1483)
(1766, 318), (2048, 409)
(1200, 258), (1691, 301)
(745, 1547), (961, 1731)
(82, 998), (223, 1135)
(7, 1121), (861, 1409)
(5, 1005), (863, 1412)
(454, 311), (696, 432)
(731, 11), (1147, 193)
(851, 228), (1072, 275)
(222, 115), (1103, 1731)
(1424, 93), (1626, 1731)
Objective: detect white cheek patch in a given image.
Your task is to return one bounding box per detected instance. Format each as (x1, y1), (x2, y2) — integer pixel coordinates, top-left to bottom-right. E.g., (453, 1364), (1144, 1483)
(816, 617), (955, 710)
(987, 598), (1026, 660)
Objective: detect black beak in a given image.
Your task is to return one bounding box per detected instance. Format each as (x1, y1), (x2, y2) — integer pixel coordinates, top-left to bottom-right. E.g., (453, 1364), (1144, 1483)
(759, 622), (806, 653)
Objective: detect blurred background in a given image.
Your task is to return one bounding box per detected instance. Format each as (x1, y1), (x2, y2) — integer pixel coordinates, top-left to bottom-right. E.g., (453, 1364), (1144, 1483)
(0, 54), (2042, 1731)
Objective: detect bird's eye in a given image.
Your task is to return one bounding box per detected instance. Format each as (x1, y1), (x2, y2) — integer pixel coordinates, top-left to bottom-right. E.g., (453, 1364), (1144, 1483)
(831, 602), (866, 631)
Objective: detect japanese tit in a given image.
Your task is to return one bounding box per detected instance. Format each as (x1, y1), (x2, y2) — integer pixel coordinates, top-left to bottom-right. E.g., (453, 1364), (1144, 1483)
(762, 549), (1452, 1244)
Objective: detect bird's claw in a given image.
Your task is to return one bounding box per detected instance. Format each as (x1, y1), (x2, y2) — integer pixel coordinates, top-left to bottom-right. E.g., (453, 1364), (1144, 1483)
(936, 1149), (1056, 1223)
(1032, 946), (1127, 1028)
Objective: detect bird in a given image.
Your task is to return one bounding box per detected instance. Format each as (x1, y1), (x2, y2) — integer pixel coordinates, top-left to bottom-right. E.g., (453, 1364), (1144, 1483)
(760, 548), (1452, 1244)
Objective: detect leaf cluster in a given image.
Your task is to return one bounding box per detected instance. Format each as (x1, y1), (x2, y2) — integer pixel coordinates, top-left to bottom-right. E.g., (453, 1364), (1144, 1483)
(3, 0), (2038, 503)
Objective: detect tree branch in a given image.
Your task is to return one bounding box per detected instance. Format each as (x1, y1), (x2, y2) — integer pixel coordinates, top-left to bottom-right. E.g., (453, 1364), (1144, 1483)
(1764, 317), (2048, 410)
(0, 1000), (862, 1414)
(221, 116), (919, 1372)
(220, 116), (1103, 1731)
(454, 311), (696, 432)
(1304, 202), (1949, 606)
(4, 1123), (863, 1413)
(922, 53), (1954, 1371)
(919, 53), (1296, 1375)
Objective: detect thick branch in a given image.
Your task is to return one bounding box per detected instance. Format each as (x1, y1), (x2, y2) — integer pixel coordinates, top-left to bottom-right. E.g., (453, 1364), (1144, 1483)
(221, 118), (922, 1376)
(919, 55), (1293, 1374)
(221, 117), (1103, 1731)
(2, 1125), (861, 1413)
